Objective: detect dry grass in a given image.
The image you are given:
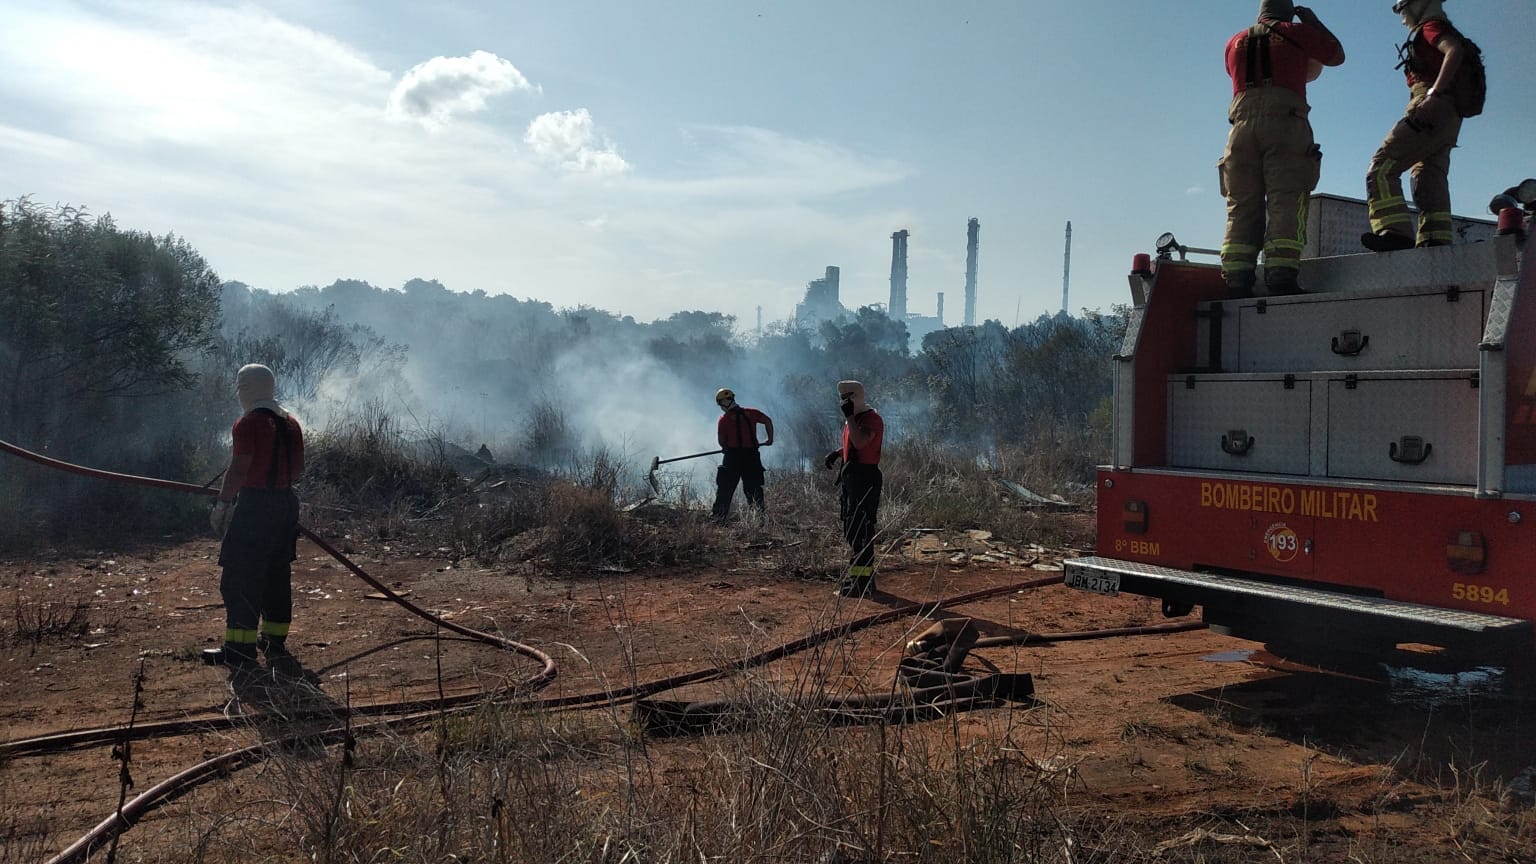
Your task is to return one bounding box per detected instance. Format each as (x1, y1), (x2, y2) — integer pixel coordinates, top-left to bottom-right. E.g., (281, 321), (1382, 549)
(13, 412), (1530, 863)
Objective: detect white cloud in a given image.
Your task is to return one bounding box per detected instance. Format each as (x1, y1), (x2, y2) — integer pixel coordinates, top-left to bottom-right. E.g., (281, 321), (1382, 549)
(1185, 185), (1206, 196)
(0, 3), (911, 323)
(388, 50), (536, 128)
(524, 109), (630, 177)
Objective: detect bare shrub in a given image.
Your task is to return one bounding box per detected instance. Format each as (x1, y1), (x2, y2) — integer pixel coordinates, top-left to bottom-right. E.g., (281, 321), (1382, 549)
(522, 398), (573, 469)
(6, 595), (92, 649)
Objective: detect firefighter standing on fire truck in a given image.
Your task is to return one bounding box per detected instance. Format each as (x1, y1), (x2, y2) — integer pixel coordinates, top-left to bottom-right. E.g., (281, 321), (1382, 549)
(1219, 0), (1345, 298)
(1361, 0), (1478, 252)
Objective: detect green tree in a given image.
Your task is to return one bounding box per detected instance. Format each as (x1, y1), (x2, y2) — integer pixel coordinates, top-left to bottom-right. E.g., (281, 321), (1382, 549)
(0, 199), (222, 446)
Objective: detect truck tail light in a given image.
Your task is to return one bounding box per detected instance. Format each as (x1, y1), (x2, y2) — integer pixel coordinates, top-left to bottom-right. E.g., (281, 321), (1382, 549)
(1446, 531), (1485, 575)
(1124, 500), (1148, 535)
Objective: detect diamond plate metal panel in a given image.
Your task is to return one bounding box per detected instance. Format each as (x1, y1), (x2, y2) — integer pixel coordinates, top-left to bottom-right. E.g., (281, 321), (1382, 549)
(1168, 375), (1311, 474)
(1299, 240), (1497, 294)
(1304, 194), (1497, 259)
(1233, 287), (1487, 372)
(1482, 278), (1517, 349)
(1326, 373), (1480, 485)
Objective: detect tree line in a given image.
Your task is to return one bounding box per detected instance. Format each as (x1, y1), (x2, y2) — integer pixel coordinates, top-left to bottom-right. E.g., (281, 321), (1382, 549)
(0, 198), (1125, 542)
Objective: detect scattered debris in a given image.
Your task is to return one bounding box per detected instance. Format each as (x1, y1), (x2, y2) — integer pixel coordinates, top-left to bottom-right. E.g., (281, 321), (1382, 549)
(894, 528), (1045, 568)
(1152, 829), (1274, 857)
(364, 590), (412, 601)
(994, 478), (1081, 511)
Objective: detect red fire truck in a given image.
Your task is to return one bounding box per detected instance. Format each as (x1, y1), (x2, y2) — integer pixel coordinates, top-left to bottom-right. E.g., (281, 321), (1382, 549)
(1064, 194), (1536, 670)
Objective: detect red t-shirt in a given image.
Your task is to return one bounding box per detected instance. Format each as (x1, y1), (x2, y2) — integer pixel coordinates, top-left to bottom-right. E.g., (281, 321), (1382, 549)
(717, 406), (770, 449)
(1226, 20), (1344, 97)
(842, 408), (884, 465)
(232, 410), (304, 489)
(1403, 20), (1453, 88)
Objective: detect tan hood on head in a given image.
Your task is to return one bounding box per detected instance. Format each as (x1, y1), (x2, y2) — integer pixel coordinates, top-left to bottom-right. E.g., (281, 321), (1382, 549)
(837, 379), (868, 416)
(236, 363), (287, 417)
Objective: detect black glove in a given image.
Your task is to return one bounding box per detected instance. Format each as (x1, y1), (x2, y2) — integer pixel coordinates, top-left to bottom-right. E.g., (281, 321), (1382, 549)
(823, 449), (841, 470)
(840, 399), (855, 418)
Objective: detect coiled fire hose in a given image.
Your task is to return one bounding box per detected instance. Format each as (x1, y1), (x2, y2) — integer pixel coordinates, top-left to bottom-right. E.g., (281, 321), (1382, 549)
(0, 436), (1207, 862)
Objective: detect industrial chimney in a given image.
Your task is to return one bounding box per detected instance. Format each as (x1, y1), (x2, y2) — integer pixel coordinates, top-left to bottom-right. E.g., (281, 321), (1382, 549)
(1062, 221), (1072, 315)
(963, 218), (979, 327)
(889, 229), (909, 320)
(937, 291), (945, 326)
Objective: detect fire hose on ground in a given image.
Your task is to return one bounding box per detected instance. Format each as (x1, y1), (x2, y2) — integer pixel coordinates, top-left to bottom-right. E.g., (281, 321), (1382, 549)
(0, 436), (1208, 863)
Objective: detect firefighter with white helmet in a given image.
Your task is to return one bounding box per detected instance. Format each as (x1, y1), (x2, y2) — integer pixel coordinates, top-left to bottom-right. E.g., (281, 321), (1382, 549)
(1362, 0), (1481, 252)
(1219, 0), (1345, 298)
(209, 363), (305, 679)
(712, 387), (773, 521)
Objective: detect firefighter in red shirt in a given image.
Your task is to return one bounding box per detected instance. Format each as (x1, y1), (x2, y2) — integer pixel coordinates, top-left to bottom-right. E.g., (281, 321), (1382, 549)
(208, 364), (305, 677)
(712, 387), (773, 520)
(1362, 0), (1477, 252)
(1219, 0), (1345, 298)
(823, 380), (883, 598)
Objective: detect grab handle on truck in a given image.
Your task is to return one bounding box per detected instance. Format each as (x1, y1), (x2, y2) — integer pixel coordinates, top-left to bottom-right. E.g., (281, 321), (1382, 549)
(1220, 430), (1255, 456)
(1330, 330), (1370, 356)
(1388, 436), (1432, 465)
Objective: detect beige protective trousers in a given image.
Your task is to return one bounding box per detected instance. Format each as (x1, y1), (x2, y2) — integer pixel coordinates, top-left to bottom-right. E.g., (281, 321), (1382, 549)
(1219, 87), (1322, 281)
(1366, 88), (1462, 246)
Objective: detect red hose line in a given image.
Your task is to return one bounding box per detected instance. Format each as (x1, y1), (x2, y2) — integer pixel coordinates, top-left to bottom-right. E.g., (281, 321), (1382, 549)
(3, 434), (1207, 862)
(0, 436), (556, 686)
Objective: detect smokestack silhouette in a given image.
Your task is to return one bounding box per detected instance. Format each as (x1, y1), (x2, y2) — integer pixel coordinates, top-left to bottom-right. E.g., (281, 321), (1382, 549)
(937, 291), (945, 326)
(1062, 221), (1072, 315)
(889, 229), (909, 320)
(964, 217), (978, 327)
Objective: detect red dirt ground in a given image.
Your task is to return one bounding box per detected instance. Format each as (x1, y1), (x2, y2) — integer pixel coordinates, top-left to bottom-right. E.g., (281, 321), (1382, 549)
(2, 513), (1534, 861)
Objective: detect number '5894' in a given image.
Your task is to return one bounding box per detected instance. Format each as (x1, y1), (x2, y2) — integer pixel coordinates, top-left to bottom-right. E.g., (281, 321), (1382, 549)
(1452, 583), (1510, 606)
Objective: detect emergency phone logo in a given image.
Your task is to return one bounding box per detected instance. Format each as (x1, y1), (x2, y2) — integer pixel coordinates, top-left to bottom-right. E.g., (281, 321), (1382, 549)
(1263, 522), (1300, 563)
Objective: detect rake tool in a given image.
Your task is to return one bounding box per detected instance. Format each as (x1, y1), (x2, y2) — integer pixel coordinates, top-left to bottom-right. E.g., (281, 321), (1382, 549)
(646, 448), (724, 494)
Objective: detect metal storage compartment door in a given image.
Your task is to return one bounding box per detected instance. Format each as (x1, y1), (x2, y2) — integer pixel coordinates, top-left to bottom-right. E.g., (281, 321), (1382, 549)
(1168, 375), (1311, 474)
(1325, 373), (1479, 485)
(1235, 288), (1486, 372)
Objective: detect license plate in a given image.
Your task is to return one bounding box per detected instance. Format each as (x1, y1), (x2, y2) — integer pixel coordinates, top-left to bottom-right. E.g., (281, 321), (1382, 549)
(1065, 567), (1121, 597)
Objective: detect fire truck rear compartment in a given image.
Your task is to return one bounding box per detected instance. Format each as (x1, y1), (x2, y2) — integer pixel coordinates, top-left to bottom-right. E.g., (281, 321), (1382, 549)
(1078, 194), (1536, 665)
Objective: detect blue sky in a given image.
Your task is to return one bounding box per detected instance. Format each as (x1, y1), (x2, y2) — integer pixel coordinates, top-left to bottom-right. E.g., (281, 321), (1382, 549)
(3, 0), (1533, 332)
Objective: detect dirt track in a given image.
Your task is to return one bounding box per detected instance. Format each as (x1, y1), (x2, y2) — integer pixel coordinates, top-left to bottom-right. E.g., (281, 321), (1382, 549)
(3, 520), (1534, 861)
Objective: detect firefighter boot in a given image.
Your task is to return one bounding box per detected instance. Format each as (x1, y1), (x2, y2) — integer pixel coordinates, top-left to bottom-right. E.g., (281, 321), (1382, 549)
(836, 566), (876, 598)
(1265, 267), (1303, 296)
(1361, 231), (1414, 253)
(257, 633), (288, 659)
(1224, 271), (1256, 300)
(203, 642), (260, 668)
